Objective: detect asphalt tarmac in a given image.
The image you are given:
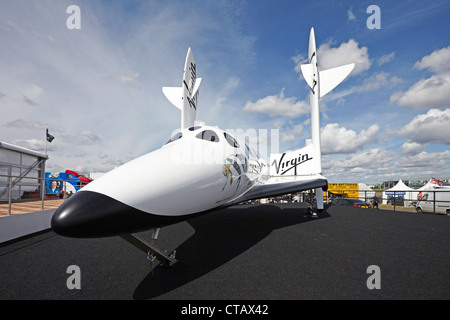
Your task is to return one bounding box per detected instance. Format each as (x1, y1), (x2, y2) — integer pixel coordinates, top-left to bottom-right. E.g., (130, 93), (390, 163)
(1, 202), (450, 300)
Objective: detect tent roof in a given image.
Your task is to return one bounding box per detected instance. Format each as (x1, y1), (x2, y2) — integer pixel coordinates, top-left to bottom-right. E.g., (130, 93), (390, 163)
(386, 179), (414, 191)
(359, 183), (373, 191)
(418, 179), (448, 190)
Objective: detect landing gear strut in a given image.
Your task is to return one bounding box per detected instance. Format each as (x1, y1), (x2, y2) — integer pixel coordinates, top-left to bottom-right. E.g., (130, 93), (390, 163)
(120, 228), (178, 267)
(305, 188), (323, 218)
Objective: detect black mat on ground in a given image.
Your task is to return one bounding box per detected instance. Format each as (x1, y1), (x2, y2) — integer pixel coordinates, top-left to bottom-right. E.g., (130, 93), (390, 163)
(1, 203), (449, 300)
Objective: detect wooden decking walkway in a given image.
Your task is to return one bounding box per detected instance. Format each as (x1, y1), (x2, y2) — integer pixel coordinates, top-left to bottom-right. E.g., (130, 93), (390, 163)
(0, 199), (64, 217)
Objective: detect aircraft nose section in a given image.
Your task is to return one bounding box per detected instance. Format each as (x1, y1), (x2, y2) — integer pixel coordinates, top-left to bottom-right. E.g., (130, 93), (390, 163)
(52, 191), (119, 237)
(51, 191), (156, 238)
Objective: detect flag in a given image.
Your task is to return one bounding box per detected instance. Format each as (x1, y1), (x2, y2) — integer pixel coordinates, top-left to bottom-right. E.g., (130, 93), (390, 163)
(46, 128), (55, 143)
(431, 178), (443, 186)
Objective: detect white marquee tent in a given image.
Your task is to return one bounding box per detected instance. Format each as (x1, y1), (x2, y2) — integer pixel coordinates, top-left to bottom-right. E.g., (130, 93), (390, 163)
(358, 183), (375, 200)
(382, 179), (416, 206)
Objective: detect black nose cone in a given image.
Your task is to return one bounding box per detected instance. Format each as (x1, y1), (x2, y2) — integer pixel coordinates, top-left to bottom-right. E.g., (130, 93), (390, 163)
(51, 191), (160, 238)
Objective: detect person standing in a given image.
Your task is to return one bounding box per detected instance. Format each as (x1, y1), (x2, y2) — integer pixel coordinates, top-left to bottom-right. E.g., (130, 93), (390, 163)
(372, 195), (379, 209)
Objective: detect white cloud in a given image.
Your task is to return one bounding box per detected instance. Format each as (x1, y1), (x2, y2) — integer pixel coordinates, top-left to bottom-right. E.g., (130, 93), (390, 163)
(377, 51), (395, 66)
(390, 72), (450, 109)
(12, 138), (47, 152)
(0, 1), (256, 173)
(400, 142), (424, 155)
(347, 8), (356, 21)
(214, 76), (240, 110)
(106, 71), (140, 87)
(359, 72), (402, 92)
(321, 123), (379, 154)
(243, 89), (310, 117)
(4, 119), (47, 131)
(397, 108), (450, 145)
(280, 124), (304, 144)
(323, 108), (450, 182)
(317, 39), (370, 75)
(22, 84), (43, 103)
(391, 47), (450, 109)
(323, 146), (450, 184)
(413, 46), (450, 73)
(396, 150), (450, 169)
(325, 148), (397, 171)
(292, 54), (308, 75)
(325, 72), (402, 103)
(292, 39), (370, 79)
(271, 120), (285, 129)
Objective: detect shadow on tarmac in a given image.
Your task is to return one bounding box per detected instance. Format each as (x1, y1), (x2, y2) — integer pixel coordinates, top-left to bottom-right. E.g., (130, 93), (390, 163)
(133, 203), (330, 299)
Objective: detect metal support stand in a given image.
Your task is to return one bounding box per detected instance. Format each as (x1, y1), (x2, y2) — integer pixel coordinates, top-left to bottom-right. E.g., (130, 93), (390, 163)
(304, 189), (318, 218)
(120, 231), (178, 267)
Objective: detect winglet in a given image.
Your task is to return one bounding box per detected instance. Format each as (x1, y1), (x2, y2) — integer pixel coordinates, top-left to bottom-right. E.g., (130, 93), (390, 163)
(162, 48), (202, 129)
(318, 63), (354, 97)
(162, 87), (183, 110)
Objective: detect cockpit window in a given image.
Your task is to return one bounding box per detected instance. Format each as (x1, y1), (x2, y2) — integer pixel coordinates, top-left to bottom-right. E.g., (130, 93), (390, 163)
(188, 126), (202, 131)
(224, 132), (240, 148)
(165, 132), (183, 144)
(196, 130), (219, 142)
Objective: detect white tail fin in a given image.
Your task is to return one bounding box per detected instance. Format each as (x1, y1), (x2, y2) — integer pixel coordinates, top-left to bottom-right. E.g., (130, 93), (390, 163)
(270, 28), (354, 178)
(301, 28), (354, 173)
(162, 47), (202, 129)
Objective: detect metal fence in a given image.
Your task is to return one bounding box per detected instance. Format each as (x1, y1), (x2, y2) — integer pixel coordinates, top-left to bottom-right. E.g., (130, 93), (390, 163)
(326, 188), (450, 215)
(2, 175), (450, 216)
(0, 173), (79, 216)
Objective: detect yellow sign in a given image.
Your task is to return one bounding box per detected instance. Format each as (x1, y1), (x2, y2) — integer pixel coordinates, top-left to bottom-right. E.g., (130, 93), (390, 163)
(324, 183), (359, 200)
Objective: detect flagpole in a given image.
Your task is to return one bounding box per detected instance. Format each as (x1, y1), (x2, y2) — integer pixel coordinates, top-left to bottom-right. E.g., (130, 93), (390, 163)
(45, 126), (55, 156)
(45, 126), (48, 156)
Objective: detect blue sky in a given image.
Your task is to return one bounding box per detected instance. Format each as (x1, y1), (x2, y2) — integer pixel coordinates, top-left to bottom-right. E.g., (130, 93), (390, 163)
(1, 0), (449, 184)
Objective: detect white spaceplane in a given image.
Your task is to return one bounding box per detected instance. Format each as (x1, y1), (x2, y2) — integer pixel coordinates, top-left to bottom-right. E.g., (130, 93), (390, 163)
(51, 28), (354, 266)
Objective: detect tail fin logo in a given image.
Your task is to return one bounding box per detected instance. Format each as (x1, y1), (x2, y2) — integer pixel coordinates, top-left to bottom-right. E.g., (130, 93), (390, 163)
(271, 152), (313, 176)
(270, 144), (316, 176)
(184, 62), (197, 95)
(184, 62), (199, 110)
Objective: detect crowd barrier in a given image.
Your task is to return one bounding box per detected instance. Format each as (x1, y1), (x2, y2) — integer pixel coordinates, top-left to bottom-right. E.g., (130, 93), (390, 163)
(2, 173), (449, 216)
(325, 188), (450, 215)
(0, 173), (79, 216)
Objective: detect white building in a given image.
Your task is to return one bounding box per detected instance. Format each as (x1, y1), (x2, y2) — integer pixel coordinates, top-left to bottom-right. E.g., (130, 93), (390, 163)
(0, 141), (48, 201)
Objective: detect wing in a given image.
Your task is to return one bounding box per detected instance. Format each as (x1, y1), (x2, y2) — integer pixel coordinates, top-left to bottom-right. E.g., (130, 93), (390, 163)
(226, 174), (328, 205)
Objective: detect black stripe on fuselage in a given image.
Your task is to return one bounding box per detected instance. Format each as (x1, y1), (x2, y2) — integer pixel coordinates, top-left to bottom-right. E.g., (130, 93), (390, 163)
(51, 190), (214, 238)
